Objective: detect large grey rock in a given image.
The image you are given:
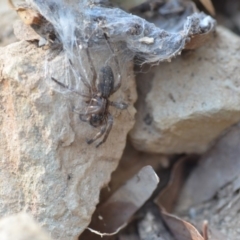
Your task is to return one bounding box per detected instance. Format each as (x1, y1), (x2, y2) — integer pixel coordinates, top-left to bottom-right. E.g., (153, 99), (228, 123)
(0, 213), (52, 240)
(0, 1), (18, 46)
(0, 41), (136, 239)
(130, 26), (240, 154)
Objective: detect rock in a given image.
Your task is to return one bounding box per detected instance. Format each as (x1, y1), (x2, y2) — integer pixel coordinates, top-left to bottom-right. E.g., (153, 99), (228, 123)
(0, 1), (18, 46)
(173, 124), (240, 239)
(0, 213), (52, 240)
(130, 26), (240, 154)
(0, 41), (136, 239)
(100, 143), (169, 204)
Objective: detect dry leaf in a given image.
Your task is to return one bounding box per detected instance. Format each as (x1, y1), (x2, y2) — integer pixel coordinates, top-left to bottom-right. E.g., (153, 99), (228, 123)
(155, 155), (199, 213)
(155, 157), (186, 212)
(161, 211), (204, 240)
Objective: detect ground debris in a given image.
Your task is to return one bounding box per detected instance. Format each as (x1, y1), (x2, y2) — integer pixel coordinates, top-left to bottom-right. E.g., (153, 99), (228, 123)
(161, 211), (204, 240)
(155, 157), (190, 212)
(174, 123), (240, 239)
(138, 203), (175, 240)
(80, 166), (159, 239)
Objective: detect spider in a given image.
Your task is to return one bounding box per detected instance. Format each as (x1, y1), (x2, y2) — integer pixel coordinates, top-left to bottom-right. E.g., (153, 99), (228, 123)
(52, 39), (128, 147)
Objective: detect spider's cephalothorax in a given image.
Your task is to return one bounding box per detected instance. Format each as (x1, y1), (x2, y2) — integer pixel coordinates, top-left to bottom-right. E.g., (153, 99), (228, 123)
(52, 40), (128, 147)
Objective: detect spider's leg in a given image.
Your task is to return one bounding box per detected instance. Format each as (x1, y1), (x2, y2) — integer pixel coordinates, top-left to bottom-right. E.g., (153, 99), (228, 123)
(79, 114), (90, 122)
(86, 106), (102, 115)
(68, 58), (91, 92)
(86, 122), (107, 145)
(110, 101), (128, 110)
(103, 33), (122, 93)
(51, 77), (89, 98)
(85, 47), (98, 93)
(83, 27), (99, 93)
(95, 113), (113, 148)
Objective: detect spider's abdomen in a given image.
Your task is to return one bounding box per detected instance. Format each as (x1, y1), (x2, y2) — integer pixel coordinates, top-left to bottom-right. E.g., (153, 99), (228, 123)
(97, 66), (114, 98)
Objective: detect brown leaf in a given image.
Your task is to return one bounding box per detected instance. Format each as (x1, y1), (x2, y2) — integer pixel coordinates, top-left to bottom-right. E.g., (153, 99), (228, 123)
(199, 221), (227, 240)
(155, 155), (199, 212)
(161, 211), (204, 240)
(155, 157), (186, 212)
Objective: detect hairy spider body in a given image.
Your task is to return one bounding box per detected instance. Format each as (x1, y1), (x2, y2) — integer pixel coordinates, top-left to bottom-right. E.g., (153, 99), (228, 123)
(80, 92), (109, 128)
(79, 64), (127, 147)
(98, 66), (114, 98)
(52, 42), (128, 147)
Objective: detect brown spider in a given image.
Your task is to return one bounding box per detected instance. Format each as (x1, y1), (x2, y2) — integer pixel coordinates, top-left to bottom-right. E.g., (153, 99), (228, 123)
(52, 40), (128, 147)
